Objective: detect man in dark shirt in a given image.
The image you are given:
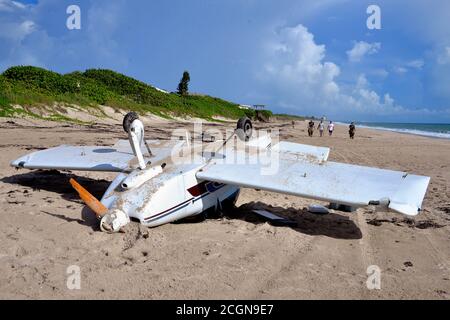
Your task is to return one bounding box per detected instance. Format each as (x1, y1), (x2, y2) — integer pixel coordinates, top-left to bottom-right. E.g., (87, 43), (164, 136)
(308, 120), (315, 137)
(349, 122), (356, 139)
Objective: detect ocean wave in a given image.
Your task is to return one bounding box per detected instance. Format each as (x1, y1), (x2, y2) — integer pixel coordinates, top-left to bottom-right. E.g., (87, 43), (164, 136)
(336, 122), (450, 139)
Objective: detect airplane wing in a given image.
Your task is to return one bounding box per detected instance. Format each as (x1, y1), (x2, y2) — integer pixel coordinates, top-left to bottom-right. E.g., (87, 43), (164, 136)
(10, 139), (183, 172)
(11, 145), (135, 172)
(196, 150), (430, 216)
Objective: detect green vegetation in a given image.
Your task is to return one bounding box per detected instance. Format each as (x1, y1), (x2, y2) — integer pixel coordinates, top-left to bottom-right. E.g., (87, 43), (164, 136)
(274, 113), (306, 121)
(0, 66), (263, 121)
(239, 109), (273, 120)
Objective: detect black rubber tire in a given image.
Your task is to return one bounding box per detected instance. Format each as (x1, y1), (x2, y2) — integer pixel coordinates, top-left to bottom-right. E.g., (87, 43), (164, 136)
(329, 203), (356, 212)
(339, 204), (357, 212)
(236, 117), (253, 141)
(123, 112), (139, 133)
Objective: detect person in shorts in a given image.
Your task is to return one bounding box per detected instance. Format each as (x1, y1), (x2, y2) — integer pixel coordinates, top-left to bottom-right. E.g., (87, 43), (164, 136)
(349, 122), (356, 139)
(308, 120), (315, 137)
(317, 121), (324, 137)
(327, 121), (335, 136)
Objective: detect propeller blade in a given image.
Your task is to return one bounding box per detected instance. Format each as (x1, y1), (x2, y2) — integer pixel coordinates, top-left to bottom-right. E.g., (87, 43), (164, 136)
(69, 178), (108, 218)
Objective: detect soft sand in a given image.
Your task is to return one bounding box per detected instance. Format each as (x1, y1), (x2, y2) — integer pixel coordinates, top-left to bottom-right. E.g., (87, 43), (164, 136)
(0, 117), (449, 299)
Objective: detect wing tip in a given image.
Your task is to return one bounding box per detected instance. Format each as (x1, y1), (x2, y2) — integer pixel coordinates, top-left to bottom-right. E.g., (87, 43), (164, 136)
(389, 202), (420, 216)
(10, 159), (24, 168)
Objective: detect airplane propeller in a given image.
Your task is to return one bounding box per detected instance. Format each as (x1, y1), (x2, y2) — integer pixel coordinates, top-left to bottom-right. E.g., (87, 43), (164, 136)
(69, 178), (108, 219)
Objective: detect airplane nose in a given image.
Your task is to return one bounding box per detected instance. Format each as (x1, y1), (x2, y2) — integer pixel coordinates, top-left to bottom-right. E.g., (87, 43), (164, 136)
(100, 209), (130, 233)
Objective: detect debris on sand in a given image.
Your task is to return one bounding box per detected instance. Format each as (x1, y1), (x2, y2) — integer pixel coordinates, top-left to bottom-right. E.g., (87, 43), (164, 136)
(367, 219), (384, 227)
(366, 218), (445, 229)
(437, 205), (450, 214)
(414, 220), (445, 229)
(404, 261), (413, 267)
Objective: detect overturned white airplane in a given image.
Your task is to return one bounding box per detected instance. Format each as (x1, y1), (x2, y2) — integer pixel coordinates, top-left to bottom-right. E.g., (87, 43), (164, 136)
(10, 113), (430, 233)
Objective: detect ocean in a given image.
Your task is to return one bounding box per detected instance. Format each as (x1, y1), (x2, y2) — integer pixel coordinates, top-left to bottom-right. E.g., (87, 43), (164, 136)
(338, 122), (450, 139)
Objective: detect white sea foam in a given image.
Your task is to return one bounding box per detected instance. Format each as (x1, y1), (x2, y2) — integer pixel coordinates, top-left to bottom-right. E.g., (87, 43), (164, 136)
(336, 122), (450, 139)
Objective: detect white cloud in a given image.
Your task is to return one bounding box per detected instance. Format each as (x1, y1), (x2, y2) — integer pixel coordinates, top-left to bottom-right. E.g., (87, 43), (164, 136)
(0, 1), (40, 68)
(406, 59), (424, 69)
(0, 20), (36, 41)
(0, 1), (446, 122)
(262, 24), (341, 108)
(84, 1), (128, 66)
(370, 68), (389, 78)
(0, 0), (26, 12)
(426, 46), (450, 100)
(0, 0), (129, 71)
(260, 24), (430, 120)
(346, 75), (406, 115)
(0, 0), (36, 42)
(394, 66), (408, 74)
(437, 46), (450, 65)
(346, 41), (381, 62)
(355, 74), (368, 88)
(392, 59), (424, 75)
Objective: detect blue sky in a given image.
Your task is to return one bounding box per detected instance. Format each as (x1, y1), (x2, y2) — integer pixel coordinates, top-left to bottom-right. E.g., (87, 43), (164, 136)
(1, 0), (450, 122)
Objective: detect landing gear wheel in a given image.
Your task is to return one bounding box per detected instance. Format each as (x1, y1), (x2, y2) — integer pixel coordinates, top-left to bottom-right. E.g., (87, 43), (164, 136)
(123, 112), (139, 133)
(236, 117), (253, 141)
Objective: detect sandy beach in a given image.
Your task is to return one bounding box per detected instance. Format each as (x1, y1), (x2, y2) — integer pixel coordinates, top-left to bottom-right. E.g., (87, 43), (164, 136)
(0, 116), (449, 299)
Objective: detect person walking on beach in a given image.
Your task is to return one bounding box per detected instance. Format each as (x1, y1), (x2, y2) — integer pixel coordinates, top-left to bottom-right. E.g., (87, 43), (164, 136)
(318, 121), (324, 137)
(308, 120), (315, 137)
(349, 122), (356, 139)
(328, 121), (335, 136)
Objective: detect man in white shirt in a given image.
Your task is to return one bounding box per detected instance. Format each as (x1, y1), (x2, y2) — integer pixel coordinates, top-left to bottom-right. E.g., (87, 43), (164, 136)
(328, 121), (335, 136)
(317, 121), (324, 137)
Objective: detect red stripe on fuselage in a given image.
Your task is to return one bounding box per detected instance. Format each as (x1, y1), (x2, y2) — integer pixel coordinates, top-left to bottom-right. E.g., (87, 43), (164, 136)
(144, 197), (194, 221)
(144, 182), (226, 222)
(187, 181), (208, 196)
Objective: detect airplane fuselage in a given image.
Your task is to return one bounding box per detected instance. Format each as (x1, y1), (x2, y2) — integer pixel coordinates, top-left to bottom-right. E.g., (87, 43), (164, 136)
(100, 162), (240, 228)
